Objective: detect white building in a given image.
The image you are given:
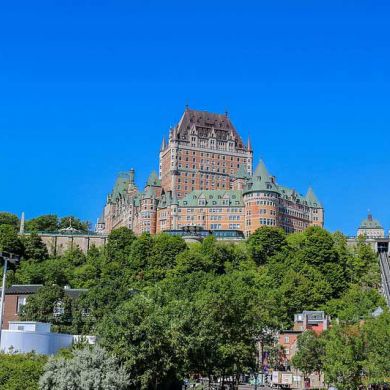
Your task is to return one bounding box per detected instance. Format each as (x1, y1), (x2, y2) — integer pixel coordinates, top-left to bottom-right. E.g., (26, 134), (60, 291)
(0, 321), (73, 355)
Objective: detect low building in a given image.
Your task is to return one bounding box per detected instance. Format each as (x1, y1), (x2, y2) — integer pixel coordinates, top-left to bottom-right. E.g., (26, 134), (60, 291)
(0, 321), (73, 355)
(357, 213), (385, 239)
(277, 311), (329, 389)
(278, 311), (329, 360)
(0, 285), (87, 329)
(278, 311), (330, 360)
(347, 213), (389, 254)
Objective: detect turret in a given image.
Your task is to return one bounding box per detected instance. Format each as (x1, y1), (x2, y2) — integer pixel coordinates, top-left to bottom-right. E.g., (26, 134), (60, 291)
(243, 160), (279, 235)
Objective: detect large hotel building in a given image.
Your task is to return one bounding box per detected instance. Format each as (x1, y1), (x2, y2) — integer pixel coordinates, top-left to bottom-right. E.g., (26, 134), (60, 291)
(98, 108), (324, 237)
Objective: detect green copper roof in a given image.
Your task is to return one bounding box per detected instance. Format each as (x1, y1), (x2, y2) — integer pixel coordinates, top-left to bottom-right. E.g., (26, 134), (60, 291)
(143, 186), (156, 199)
(111, 172), (131, 201)
(305, 187), (322, 208)
(244, 160), (280, 194)
(359, 214), (383, 229)
(235, 164), (250, 179)
(178, 190), (244, 207)
(146, 171), (161, 187)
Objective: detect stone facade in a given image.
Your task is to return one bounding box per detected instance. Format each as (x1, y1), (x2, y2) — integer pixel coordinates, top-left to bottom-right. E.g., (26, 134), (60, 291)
(98, 108), (324, 236)
(23, 232), (108, 256)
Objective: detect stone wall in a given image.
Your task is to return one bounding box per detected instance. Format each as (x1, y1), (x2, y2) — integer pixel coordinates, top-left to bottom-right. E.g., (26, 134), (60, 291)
(25, 233), (108, 256)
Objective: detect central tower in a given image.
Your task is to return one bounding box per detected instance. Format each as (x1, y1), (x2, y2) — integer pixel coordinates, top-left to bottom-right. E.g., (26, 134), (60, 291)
(159, 107), (253, 199)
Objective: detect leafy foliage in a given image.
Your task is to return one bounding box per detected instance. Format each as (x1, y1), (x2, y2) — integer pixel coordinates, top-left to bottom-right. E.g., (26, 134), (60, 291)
(0, 212), (19, 228)
(292, 330), (324, 377)
(22, 233), (49, 261)
(0, 352), (47, 390)
(0, 225), (24, 255)
(25, 215), (89, 232)
(0, 220), (385, 388)
(247, 226), (286, 265)
(39, 345), (130, 390)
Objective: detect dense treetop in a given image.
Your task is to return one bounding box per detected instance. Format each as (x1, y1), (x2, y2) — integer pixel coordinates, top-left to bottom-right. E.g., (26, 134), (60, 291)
(0, 218), (388, 389)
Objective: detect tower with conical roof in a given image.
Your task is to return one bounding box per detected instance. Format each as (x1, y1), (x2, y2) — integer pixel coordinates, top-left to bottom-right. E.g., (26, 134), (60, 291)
(242, 160), (280, 234)
(305, 186), (324, 228)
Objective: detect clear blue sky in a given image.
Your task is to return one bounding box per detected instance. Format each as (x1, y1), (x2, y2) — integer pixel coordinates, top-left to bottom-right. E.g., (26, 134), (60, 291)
(1, 1), (389, 235)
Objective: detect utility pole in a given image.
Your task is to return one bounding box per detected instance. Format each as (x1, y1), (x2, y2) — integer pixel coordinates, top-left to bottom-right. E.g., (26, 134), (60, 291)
(0, 252), (20, 344)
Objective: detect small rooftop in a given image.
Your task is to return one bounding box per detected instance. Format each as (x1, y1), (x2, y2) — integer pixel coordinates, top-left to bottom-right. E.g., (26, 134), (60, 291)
(359, 213), (383, 230)
(0, 285), (87, 298)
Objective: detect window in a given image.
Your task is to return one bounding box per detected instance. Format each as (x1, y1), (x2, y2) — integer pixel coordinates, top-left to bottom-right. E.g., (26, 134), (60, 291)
(17, 296), (27, 313)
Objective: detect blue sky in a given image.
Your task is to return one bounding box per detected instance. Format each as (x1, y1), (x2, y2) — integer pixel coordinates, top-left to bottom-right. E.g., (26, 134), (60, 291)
(1, 1), (389, 235)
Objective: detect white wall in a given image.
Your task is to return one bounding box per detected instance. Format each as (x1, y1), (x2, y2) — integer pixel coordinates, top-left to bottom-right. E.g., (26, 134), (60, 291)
(1, 330), (73, 355)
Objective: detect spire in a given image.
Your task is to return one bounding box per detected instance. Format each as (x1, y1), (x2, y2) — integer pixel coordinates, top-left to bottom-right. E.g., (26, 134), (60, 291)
(247, 136), (252, 151)
(253, 160), (270, 179)
(306, 187), (322, 208)
(19, 212), (25, 234)
(160, 137), (167, 151)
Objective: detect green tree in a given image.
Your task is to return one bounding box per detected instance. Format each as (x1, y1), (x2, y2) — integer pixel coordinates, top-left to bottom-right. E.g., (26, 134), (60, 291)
(0, 352), (47, 390)
(146, 233), (187, 280)
(276, 267), (332, 325)
(247, 227), (286, 265)
(39, 345), (130, 390)
(362, 311), (390, 385)
(351, 236), (381, 288)
(0, 212), (19, 228)
(98, 294), (182, 390)
(299, 226), (337, 266)
(322, 323), (364, 390)
(20, 285), (73, 333)
(129, 232), (154, 274)
(25, 215), (58, 232)
(61, 247), (86, 267)
(292, 330), (324, 378)
(188, 271), (276, 385)
(21, 233), (49, 261)
(324, 284), (385, 323)
(0, 225), (24, 255)
(106, 227), (136, 263)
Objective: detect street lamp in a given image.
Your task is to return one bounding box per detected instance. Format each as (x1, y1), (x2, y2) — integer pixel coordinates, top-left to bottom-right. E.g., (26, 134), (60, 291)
(0, 252), (20, 342)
